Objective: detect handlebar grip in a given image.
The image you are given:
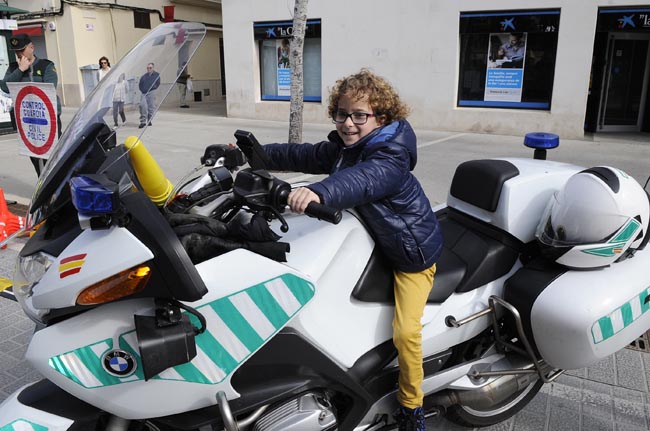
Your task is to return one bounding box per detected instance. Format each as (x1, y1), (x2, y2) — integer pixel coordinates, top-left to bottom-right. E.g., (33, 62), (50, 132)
(304, 202), (342, 225)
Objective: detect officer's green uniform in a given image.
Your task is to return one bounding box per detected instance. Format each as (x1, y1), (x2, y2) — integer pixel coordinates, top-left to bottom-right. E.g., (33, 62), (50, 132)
(2, 58), (62, 118)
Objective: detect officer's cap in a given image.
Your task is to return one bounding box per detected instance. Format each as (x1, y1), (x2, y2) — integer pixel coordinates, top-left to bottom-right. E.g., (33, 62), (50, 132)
(10, 34), (32, 51)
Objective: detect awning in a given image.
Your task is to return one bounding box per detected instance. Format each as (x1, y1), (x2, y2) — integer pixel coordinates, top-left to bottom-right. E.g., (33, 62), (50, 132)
(0, 5), (28, 16)
(13, 24), (43, 36)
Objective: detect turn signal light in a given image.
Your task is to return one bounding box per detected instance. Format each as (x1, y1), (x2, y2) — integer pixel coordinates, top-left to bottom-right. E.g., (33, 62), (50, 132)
(77, 265), (151, 305)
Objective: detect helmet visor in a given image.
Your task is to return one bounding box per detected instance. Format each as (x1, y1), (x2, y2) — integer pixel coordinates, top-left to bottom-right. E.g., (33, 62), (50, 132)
(535, 193), (630, 247)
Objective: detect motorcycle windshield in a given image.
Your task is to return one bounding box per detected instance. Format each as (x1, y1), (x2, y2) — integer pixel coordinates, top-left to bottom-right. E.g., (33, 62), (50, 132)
(27, 22), (206, 229)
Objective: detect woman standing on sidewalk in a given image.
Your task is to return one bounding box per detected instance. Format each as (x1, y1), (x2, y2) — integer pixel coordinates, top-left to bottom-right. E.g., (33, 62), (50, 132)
(98, 56), (111, 81)
(112, 73), (127, 128)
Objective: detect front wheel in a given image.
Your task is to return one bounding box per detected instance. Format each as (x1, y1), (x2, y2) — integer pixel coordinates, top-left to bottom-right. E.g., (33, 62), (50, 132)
(444, 378), (543, 427)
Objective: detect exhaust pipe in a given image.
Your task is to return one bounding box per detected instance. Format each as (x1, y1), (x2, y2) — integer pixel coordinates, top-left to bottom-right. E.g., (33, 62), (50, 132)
(216, 391), (268, 431)
(217, 391), (239, 431)
(428, 371), (539, 411)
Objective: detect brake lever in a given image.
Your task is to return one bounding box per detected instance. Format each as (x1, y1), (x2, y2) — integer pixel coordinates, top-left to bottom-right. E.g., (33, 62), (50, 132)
(244, 199), (289, 233)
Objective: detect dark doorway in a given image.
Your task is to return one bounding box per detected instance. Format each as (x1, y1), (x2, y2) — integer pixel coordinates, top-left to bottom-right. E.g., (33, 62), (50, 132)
(585, 9), (650, 133)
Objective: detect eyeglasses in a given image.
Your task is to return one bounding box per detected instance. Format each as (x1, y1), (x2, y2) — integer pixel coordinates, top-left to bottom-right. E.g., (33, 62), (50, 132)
(100, 61), (108, 65)
(146, 67), (153, 70)
(333, 110), (377, 125)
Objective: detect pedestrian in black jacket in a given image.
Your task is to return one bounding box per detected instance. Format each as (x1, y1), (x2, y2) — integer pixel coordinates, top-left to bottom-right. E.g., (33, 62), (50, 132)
(138, 62), (160, 128)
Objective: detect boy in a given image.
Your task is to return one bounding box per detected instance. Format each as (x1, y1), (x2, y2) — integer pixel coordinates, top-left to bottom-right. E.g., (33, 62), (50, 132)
(263, 68), (442, 431)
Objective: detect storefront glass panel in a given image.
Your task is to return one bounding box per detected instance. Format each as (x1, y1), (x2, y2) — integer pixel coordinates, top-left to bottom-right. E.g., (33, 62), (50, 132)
(254, 20), (321, 102)
(458, 10), (560, 110)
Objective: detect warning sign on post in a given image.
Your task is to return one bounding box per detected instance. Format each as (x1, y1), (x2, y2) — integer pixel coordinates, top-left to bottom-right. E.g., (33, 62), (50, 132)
(7, 83), (58, 159)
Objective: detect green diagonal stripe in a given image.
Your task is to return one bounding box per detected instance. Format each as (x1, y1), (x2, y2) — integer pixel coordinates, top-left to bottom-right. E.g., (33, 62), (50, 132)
(283, 273), (315, 306)
(172, 361), (213, 385)
(611, 219), (640, 243)
(189, 313), (239, 375)
(210, 300), (264, 352)
(640, 290), (650, 313)
(598, 316), (615, 341)
(0, 420), (49, 431)
(118, 334), (145, 381)
(247, 284), (289, 328)
(582, 244), (624, 257)
(621, 302), (634, 327)
(49, 355), (85, 387)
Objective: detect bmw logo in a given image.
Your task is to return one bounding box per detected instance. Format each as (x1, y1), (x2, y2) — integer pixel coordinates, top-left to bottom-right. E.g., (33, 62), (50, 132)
(103, 350), (137, 377)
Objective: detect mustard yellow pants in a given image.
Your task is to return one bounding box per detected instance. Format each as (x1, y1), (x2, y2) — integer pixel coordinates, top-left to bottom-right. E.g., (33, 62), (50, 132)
(392, 263), (436, 409)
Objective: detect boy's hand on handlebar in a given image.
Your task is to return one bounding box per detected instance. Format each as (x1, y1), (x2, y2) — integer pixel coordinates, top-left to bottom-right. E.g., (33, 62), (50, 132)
(288, 187), (320, 214)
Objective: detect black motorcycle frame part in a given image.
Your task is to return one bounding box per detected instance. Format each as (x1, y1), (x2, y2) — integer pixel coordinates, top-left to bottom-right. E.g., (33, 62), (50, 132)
(200, 144), (246, 170)
(20, 202), (83, 259)
(15, 379), (106, 430)
(122, 191), (208, 302)
(502, 258), (568, 356)
(234, 129), (272, 170)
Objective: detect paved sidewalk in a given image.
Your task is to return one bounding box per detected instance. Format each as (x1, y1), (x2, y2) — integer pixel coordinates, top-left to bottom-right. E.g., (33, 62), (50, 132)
(1, 101), (650, 430)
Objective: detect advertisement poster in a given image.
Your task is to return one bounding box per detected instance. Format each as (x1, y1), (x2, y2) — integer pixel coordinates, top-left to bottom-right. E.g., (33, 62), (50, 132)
(484, 32), (527, 103)
(7, 82), (58, 159)
(276, 39), (290, 96)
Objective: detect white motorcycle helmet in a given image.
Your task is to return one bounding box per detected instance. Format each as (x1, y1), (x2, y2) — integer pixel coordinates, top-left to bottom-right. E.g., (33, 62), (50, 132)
(536, 167), (650, 269)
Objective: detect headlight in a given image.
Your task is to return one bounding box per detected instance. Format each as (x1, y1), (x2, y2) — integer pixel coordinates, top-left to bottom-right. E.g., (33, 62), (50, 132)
(14, 252), (55, 323)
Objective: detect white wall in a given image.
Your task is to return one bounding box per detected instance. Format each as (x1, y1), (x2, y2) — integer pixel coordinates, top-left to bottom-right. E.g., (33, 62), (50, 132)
(222, 0), (650, 139)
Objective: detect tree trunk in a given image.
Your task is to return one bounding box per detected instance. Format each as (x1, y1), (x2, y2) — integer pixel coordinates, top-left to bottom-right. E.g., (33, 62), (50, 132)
(288, 0), (308, 143)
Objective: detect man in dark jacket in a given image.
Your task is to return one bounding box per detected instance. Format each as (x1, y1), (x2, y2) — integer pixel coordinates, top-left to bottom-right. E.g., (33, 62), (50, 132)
(263, 69), (442, 431)
(138, 62), (160, 128)
(1, 34), (61, 176)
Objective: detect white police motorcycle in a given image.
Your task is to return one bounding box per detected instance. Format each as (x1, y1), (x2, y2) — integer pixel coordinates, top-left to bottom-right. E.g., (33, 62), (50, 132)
(1, 22), (650, 431)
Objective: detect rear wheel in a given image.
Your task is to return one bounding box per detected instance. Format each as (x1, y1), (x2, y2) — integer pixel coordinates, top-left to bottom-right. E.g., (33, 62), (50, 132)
(444, 378), (543, 427)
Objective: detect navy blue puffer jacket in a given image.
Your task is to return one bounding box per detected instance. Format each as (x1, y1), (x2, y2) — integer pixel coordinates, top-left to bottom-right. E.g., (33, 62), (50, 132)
(263, 119), (442, 272)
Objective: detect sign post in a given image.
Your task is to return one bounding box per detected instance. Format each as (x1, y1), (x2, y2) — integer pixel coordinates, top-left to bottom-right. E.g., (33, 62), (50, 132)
(7, 82), (58, 159)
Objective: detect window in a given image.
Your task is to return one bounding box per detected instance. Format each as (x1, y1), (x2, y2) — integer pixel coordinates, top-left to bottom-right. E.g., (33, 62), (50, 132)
(458, 10), (560, 109)
(134, 10), (151, 30)
(254, 20), (321, 102)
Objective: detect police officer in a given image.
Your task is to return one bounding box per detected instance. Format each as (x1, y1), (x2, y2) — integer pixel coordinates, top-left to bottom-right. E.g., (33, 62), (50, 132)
(1, 34), (62, 176)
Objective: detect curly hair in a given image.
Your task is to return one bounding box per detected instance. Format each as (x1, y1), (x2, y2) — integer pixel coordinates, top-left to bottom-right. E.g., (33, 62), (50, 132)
(98, 56), (110, 67)
(327, 68), (410, 124)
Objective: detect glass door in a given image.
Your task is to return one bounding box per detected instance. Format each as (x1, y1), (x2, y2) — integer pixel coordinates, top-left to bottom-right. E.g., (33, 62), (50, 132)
(597, 33), (650, 131)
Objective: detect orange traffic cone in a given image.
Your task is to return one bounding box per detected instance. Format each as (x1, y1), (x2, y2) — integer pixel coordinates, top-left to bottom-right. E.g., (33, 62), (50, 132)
(0, 188), (25, 249)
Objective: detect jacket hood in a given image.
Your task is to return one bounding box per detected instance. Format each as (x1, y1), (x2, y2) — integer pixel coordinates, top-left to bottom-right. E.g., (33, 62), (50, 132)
(327, 119), (417, 169)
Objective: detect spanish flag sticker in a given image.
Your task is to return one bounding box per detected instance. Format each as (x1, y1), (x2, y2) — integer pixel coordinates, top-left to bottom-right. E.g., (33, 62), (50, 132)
(59, 253), (87, 279)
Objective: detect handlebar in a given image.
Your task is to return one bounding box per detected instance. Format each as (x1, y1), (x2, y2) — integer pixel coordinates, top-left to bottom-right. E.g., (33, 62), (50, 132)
(304, 202), (342, 225)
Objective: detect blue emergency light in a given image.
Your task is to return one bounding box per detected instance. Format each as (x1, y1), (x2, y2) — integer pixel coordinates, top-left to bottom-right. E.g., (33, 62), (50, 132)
(70, 175), (119, 216)
(524, 132), (559, 160)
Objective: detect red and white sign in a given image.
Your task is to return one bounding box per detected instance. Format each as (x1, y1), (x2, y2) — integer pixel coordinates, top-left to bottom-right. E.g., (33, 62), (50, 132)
(8, 82), (57, 159)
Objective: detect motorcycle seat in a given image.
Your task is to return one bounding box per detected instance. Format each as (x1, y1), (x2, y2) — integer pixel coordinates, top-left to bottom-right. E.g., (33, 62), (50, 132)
(351, 207), (522, 304)
(352, 159), (523, 304)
